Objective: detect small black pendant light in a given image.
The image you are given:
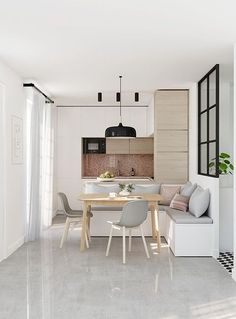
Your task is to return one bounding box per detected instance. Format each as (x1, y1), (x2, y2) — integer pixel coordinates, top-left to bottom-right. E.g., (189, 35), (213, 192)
(105, 76), (136, 138)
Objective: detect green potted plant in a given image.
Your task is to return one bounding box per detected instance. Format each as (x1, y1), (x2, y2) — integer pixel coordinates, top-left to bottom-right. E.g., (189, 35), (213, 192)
(209, 152), (234, 175)
(119, 183), (135, 196)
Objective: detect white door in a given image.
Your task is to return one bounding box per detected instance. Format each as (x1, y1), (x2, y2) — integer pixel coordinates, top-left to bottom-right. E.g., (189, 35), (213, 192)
(0, 83), (6, 261)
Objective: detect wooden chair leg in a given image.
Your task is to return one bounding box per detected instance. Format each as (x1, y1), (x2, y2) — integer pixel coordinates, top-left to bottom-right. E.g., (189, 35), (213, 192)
(60, 217), (70, 248)
(140, 225), (150, 259)
(128, 229), (132, 252)
(87, 217), (91, 242)
(106, 225), (113, 256)
(123, 226), (126, 264)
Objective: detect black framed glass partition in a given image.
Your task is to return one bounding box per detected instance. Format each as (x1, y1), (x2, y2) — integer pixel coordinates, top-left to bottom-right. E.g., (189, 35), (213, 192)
(198, 64), (219, 177)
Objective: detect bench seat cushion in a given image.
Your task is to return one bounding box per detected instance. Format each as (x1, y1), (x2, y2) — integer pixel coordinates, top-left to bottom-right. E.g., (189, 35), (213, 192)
(166, 207), (213, 224)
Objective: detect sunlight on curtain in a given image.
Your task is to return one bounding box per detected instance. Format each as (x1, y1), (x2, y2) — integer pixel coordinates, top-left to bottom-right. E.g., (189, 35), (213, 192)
(26, 88), (54, 241)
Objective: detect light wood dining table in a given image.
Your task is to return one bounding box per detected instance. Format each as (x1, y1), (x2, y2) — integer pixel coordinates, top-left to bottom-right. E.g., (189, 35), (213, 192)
(78, 193), (163, 252)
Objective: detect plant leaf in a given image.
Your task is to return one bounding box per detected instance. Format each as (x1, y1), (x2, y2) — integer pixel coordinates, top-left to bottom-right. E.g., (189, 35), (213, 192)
(220, 152), (230, 158)
(224, 159), (230, 164)
(230, 164), (234, 170)
(219, 163), (228, 171)
(208, 162), (215, 167)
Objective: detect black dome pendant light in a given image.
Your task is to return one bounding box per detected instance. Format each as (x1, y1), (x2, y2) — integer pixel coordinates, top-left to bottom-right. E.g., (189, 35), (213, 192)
(105, 76), (136, 138)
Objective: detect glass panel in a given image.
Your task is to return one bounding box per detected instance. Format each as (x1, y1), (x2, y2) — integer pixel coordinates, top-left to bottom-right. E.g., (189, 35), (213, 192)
(201, 112), (207, 142)
(209, 142), (216, 176)
(200, 79), (207, 111)
(209, 107), (216, 141)
(209, 70), (216, 107)
(200, 144), (207, 174)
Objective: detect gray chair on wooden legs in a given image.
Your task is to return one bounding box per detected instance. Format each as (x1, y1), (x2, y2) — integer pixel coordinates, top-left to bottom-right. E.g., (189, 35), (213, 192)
(58, 192), (92, 248)
(106, 200), (150, 264)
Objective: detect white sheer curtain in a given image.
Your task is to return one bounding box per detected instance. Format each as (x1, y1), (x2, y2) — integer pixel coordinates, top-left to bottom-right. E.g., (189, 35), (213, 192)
(26, 89), (54, 241)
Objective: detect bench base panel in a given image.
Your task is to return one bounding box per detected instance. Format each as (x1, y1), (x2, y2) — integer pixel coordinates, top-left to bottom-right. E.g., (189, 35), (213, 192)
(164, 214), (213, 256)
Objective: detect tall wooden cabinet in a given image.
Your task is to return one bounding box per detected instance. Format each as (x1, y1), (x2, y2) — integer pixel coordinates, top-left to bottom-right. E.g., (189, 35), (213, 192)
(154, 90), (189, 183)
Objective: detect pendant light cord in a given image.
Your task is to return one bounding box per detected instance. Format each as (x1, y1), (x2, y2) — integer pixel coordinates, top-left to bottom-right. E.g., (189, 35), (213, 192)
(119, 75), (122, 123)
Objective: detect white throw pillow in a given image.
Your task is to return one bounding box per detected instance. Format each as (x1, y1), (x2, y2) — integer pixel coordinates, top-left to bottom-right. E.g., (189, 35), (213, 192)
(180, 182), (197, 197)
(189, 186), (210, 218)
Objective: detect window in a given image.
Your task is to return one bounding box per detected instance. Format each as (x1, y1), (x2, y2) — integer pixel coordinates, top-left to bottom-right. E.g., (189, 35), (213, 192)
(198, 64), (219, 177)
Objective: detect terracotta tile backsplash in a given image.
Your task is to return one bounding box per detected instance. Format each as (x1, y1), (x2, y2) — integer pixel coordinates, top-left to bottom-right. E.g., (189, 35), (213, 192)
(82, 154), (154, 177)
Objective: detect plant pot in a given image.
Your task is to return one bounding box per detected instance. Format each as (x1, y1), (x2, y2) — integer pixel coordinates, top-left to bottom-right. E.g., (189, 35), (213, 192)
(119, 190), (130, 196)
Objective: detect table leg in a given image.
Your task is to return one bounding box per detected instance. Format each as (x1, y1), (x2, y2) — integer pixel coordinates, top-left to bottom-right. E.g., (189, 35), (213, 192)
(80, 202), (88, 252)
(87, 205), (91, 241)
(151, 203), (161, 253)
(151, 205), (156, 239)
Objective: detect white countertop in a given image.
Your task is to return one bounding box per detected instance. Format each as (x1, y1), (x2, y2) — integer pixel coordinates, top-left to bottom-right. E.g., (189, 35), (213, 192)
(82, 177), (154, 184)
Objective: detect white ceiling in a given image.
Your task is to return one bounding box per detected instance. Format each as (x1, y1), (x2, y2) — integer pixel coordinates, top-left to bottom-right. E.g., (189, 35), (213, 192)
(0, 0), (235, 105)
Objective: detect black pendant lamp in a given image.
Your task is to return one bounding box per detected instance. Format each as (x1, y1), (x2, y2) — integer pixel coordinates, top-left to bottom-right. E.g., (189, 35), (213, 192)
(105, 76), (136, 138)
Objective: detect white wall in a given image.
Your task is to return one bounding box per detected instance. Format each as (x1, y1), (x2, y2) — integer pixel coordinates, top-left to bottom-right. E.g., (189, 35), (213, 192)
(232, 45), (236, 281)
(219, 65), (234, 252)
(146, 95), (154, 136)
(56, 106), (148, 210)
(189, 83), (220, 258)
(0, 59), (26, 260)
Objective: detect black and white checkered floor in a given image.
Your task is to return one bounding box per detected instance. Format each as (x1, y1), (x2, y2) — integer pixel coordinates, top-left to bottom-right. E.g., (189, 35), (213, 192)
(217, 252), (234, 274)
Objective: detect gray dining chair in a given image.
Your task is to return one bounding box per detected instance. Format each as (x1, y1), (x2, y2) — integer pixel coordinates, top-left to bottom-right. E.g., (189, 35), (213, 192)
(58, 192), (92, 248)
(106, 200), (150, 264)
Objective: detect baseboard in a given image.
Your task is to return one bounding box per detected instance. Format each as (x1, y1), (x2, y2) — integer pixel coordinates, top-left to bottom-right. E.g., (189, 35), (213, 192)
(212, 249), (220, 259)
(232, 269), (236, 281)
(6, 236), (24, 258)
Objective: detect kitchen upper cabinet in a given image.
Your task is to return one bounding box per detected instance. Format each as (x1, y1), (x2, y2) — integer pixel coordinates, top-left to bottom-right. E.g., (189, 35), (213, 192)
(106, 138), (154, 154)
(129, 138), (154, 154)
(106, 138), (130, 154)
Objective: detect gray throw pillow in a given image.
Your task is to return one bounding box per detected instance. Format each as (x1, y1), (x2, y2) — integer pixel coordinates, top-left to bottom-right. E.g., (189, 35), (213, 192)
(189, 186), (210, 218)
(180, 182), (197, 197)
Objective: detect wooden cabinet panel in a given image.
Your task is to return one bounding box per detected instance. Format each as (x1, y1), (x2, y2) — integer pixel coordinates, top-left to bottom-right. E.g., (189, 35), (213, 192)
(156, 131), (188, 152)
(154, 152), (188, 184)
(155, 91), (188, 130)
(129, 138), (154, 154)
(106, 139), (130, 154)
(154, 90), (189, 183)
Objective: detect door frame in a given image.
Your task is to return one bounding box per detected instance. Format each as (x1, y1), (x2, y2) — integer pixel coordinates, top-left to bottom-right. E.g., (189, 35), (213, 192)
(0, 82), (6, 261)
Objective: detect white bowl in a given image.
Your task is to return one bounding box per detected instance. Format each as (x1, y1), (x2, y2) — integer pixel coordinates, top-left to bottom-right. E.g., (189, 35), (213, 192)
(97, 177), (115, 182)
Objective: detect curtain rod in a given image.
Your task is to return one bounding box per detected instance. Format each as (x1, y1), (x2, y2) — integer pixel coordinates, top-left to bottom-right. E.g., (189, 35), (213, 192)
(23, 83), (54, 104)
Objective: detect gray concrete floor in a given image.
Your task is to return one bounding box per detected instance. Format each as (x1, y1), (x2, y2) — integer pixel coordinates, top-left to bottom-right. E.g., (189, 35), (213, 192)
(1, 226), (236, 319)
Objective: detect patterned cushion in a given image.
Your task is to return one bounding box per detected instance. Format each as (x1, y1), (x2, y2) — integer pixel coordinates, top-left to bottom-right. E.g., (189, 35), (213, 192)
(160, 185), (180, 205)
(170, 194), (189, 212)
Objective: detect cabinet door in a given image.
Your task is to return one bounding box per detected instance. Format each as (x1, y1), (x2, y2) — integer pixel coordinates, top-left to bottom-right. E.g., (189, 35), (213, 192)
(106, 139), (130, 154)
(129, 138), (154, 154)
(155, 90), (188, 130)
(156, 131), (188, 152)
(154, 152), (188, 183)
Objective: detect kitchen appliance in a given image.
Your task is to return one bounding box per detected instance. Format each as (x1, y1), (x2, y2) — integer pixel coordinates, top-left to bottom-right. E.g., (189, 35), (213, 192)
(83, 137), (106, 154)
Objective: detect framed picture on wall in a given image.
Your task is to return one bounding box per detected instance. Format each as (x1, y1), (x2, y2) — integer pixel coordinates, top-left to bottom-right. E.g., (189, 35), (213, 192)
(12, 115), (23, 164)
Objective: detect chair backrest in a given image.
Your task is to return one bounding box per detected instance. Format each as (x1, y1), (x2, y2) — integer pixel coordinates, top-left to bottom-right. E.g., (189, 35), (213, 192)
(58, 192), (71, 216)
(118, 200), (148, 227)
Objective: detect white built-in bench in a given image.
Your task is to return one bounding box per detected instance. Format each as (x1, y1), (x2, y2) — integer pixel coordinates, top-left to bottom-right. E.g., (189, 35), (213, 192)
(159, 205), (213, 256)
